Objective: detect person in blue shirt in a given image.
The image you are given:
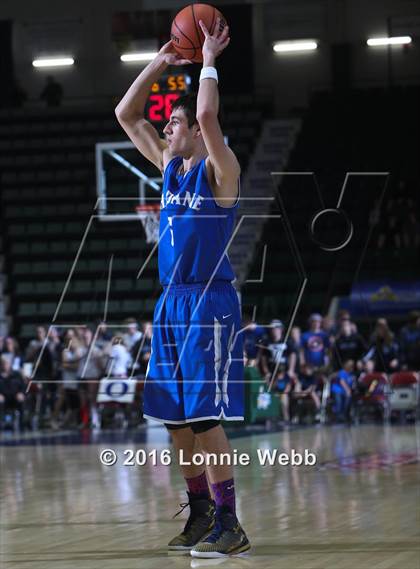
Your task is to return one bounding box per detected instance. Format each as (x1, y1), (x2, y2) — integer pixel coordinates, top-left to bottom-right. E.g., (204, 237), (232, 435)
(115, 21), (249, 558)
(330, 359), (354, 422)
(300, 313), (330, 370)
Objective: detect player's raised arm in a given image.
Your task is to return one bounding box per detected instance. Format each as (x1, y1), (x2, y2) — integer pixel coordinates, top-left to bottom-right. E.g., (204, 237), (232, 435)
(115, 41), (192, 173)
(196, 19), (240, 207)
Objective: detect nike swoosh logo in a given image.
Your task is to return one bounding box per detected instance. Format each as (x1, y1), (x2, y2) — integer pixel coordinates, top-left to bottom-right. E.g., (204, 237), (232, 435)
(223, 314), (232, 319)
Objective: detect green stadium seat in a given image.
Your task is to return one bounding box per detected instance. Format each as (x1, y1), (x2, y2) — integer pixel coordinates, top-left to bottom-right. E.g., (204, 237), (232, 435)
(18, 303), (38, 316)
(16, 282), (35, 295)
(114, 279), (133, 292)
(39, 302), (57, 316)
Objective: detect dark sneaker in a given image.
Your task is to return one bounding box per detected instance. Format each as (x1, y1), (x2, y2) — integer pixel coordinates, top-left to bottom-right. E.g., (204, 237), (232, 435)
(190, 505), (251, 558)
(168, 492), (216, 550)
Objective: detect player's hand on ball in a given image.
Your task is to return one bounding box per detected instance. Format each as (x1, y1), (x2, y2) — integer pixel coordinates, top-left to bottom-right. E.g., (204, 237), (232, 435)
(199, 17), (230, 61)
(158, 40), (192, 66)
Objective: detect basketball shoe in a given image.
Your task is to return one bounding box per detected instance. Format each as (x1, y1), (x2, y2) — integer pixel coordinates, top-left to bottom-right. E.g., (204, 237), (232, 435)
(190, 505), (251, 557)
(168, 492), (216, 550)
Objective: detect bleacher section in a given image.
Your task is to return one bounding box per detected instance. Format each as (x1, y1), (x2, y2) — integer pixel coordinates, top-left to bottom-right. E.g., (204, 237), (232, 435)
(0, 94), (269, 343)
(241, 86), (420, 322)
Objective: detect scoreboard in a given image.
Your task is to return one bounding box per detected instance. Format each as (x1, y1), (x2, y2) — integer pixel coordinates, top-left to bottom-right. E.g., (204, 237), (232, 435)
(145, 73), (191, 123)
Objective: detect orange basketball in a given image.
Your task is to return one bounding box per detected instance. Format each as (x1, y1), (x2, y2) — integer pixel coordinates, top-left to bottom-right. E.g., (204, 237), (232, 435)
(171, 3), (227, 63)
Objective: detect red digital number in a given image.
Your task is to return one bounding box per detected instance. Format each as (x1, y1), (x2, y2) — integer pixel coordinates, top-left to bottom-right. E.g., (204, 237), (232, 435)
(149, 94), (165, 121)
(164, 94), (180, 120)
(148, 93), (181, 122)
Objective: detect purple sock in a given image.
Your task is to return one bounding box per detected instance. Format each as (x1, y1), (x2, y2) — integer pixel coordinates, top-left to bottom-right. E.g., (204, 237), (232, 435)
(185, 471), (210, 498)
(211, 478), (236, 515)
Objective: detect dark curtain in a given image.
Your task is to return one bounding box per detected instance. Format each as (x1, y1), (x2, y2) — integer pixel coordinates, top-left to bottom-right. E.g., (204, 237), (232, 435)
(0, 20), (14, 107)
(187, 4), (254, 95)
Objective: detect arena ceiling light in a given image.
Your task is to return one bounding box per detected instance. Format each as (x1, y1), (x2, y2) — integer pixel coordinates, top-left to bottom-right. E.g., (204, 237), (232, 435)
(32, 57), (75, 68)
(273, 40), (318, 53)
(120, 52), (158, 63)
(367, 36), (412, 47)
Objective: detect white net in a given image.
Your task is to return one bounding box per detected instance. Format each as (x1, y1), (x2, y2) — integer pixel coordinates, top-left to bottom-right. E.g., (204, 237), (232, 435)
(136, 206), (160, 243)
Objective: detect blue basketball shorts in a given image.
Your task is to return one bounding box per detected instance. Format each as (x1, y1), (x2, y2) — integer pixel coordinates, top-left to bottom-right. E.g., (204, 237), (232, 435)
(143, 281), (244, 424)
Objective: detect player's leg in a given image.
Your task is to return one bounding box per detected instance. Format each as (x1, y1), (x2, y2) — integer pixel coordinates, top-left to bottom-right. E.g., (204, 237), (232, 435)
(190, 423), (250, 558)
(166, 423), (216, 550)
(174, 283), (250, 556)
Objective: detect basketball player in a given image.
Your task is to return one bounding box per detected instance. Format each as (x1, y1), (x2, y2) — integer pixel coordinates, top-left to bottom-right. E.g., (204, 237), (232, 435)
(115, 19), (250, 558)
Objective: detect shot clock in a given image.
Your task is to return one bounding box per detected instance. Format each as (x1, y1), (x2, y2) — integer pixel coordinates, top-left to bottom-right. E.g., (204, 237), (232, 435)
(145, 73), (191, 122)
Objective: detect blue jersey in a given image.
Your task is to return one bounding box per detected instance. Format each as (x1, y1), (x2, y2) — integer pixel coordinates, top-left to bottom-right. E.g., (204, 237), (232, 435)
(158, 156), (237, 285)
(301, 331), (329, 367)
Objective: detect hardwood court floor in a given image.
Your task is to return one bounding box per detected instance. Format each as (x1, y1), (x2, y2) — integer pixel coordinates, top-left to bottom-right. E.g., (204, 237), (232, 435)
(1, 424), (419, 569)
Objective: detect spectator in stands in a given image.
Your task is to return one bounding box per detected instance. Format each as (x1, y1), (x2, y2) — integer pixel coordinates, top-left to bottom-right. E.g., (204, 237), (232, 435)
(242, 313), (267, 367)
(131, 321), (152, 377)
(123, 318), (143, 352)
(330, 359), (354, 422)
(290, 326), (301, 351)
(78, 327), (105, 428)
(25, 325), (55, 427)
(260, 320), (297, 380)
(106, 334), (132, 378)
(1, 336), (23, 372)
(364, 318), (400, 373)
(293, 363), (321, 419)
(0, 355), (26, 430)
(96, 322), (113, 350)
(399, 311), (420, 370)
(25, 326), (53, 379)
(40, 76), (63, 107)
(51, 329), (82, 429)
(300, 313), (330, 371)
(333, 318), (367, 371)
(322, 315), (336, 342)
(259, 320), (297, 424)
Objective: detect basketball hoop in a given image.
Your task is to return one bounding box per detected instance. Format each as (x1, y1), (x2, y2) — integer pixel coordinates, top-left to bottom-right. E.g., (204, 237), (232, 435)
(136, 204), (160, 243)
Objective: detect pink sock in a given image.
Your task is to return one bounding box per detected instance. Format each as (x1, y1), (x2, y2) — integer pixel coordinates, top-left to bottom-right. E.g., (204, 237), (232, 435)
(185, 471), (210, 498)
(210, 478), (235, 515)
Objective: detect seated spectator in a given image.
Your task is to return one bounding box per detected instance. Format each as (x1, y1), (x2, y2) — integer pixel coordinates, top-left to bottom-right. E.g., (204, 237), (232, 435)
(273, 365), (294, 424)
(364, 318), (400, 373)
(399, 311), (420, 370)
(333, 318), (367, 371)
(293, 363), (321, 417)
(242, 313), (267, 368)
(300, 313), (330, 372)
(0, 355), (26, 430)
(330, 359), (355, 422)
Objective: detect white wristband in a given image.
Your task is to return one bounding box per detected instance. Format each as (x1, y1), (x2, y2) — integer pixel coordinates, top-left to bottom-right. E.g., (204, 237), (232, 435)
(199, 66), (218, 83)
